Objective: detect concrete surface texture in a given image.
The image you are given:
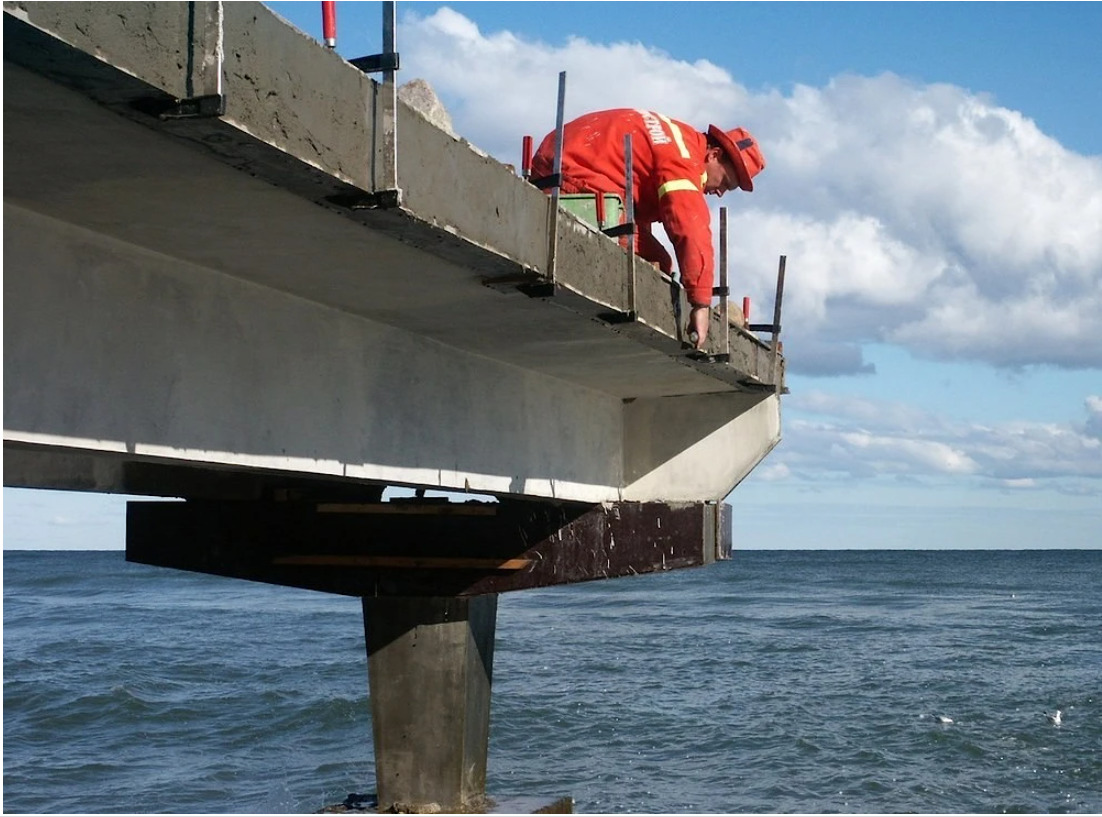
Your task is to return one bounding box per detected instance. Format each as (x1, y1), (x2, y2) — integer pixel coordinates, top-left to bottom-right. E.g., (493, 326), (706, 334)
(3, 1), (784, 504)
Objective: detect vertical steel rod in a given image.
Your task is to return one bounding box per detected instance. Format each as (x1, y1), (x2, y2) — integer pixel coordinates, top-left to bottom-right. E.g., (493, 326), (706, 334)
(623, 133), (636, 318)
(545, 71), (567, 287)
(771, 255), (786, 349)
(771, 254), (787, 387)
(382, 1), (396, 77)
(719, 206), (729, 359)
(381, 1), (398, 192)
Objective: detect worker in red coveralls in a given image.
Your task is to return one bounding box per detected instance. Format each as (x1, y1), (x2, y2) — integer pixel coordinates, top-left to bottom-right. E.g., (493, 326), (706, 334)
(531, 109), (765, 349)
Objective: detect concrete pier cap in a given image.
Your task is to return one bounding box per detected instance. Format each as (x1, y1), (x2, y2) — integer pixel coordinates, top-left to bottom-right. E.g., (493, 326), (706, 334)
(4, 0), (784, 507)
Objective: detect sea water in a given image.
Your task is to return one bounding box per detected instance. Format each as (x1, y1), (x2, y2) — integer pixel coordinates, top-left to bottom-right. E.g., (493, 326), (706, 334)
(3, 549), (1100, 814)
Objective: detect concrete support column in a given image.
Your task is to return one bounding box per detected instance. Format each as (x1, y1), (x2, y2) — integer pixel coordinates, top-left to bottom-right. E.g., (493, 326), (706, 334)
(363, 595), (498, 812)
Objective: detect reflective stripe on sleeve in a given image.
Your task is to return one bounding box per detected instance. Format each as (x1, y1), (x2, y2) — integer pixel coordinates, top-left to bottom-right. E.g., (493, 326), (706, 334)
(657, 178), (700, 198)
(655, 113), (691, 159)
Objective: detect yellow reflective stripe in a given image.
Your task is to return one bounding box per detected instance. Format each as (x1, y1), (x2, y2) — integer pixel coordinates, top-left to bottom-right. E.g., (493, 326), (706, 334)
(656, 113), (691, 159)
(657, 178), (699, 198)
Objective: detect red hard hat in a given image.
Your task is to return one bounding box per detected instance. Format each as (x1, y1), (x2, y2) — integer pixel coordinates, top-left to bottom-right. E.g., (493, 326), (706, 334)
(707, 125), (766, 191)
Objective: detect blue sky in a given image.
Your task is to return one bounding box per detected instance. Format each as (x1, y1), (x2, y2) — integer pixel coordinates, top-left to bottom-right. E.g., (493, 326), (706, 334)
(4, 2), (1100, 550)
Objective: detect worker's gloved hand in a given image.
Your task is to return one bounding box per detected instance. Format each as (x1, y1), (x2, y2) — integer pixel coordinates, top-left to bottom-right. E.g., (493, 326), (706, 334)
(687, 306), (709, 350)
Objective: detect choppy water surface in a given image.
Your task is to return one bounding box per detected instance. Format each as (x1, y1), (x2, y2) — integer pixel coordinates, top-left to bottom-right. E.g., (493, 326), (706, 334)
(4, 549), (1100, 813)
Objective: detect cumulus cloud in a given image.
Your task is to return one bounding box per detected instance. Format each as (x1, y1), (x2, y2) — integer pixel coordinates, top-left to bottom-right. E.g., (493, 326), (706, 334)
(775, 390), (1102, 494)
(1086, 395), (1102, 439)
(399, 9), (1102, 375)
(752, 462), (791, 482)
(399, 7), (746, 144)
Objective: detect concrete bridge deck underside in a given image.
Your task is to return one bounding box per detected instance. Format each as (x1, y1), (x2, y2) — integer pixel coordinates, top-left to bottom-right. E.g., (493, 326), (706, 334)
(4, 2), (783, 505)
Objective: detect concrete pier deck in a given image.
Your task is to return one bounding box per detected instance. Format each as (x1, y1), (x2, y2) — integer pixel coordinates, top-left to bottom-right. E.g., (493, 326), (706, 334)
(4, 1), (783, 507)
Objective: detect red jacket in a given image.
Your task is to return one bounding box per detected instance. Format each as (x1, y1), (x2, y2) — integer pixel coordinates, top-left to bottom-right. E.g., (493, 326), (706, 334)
(532, 109), (714, 307)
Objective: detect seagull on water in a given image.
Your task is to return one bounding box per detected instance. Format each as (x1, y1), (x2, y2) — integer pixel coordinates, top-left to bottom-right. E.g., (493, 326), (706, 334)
(1045, 709), (1062, 726)
(934, 714), (954, 724)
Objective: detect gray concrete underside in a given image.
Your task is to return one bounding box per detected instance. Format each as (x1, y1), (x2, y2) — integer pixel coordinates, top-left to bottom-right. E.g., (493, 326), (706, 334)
(3, 2), (783, 504)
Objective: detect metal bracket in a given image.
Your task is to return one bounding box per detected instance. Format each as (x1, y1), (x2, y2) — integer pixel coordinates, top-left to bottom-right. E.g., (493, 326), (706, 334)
(685, 349), (730, 364)
(598, 310), (638, 325)
(481, 269), (538, 289)
(738, 378), (780, 394)
(136, 94), (226, 120)
(350, 52), (400, 74)
(517, 282), (556, 299)
(601, 223), (634, 238)
(748, 323), (780, 333)
(327, 189), (403, 210)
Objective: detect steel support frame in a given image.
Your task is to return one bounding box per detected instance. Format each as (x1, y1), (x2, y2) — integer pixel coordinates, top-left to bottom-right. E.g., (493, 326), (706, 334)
(125, 497), (731, 596)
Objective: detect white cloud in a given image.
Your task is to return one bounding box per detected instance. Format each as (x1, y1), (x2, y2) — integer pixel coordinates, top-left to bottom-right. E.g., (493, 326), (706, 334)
(841, 431), (980, 475)
(1086, 395), (1102, 439)
(399, 9), (1102, 375)
(752, 462), (791, 482)
(796, 391), (943, 432)
(775, 390), (1102, 494)
(730, 210), (945, 324)
(402, 8), (746, 146)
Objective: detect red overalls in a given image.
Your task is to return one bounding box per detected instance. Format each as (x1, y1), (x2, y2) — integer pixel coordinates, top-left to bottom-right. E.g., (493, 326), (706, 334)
(531, 108), (715, 307)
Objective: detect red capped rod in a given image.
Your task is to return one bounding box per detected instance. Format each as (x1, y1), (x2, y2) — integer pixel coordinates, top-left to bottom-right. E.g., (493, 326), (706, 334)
(322, 1), (337, 48)
(743, 296), (751, 322)
(521, 135), (533, 179)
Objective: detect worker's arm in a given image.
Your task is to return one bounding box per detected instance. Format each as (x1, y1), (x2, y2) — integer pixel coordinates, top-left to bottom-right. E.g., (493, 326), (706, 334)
(643, 127), (716, 309)
(658, 190), (714, 307)
(646, 167), (713, 347)
(641, 215), (708, 348)
(659, 189), (715, 348)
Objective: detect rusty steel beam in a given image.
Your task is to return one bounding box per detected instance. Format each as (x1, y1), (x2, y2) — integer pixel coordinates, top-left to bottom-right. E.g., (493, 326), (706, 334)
(126, 498), (731, 596)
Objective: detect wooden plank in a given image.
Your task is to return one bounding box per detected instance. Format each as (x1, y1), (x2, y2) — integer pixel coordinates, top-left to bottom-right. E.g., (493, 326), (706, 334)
(316, 503), (498, 516)
(273, 555), (531, 570)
